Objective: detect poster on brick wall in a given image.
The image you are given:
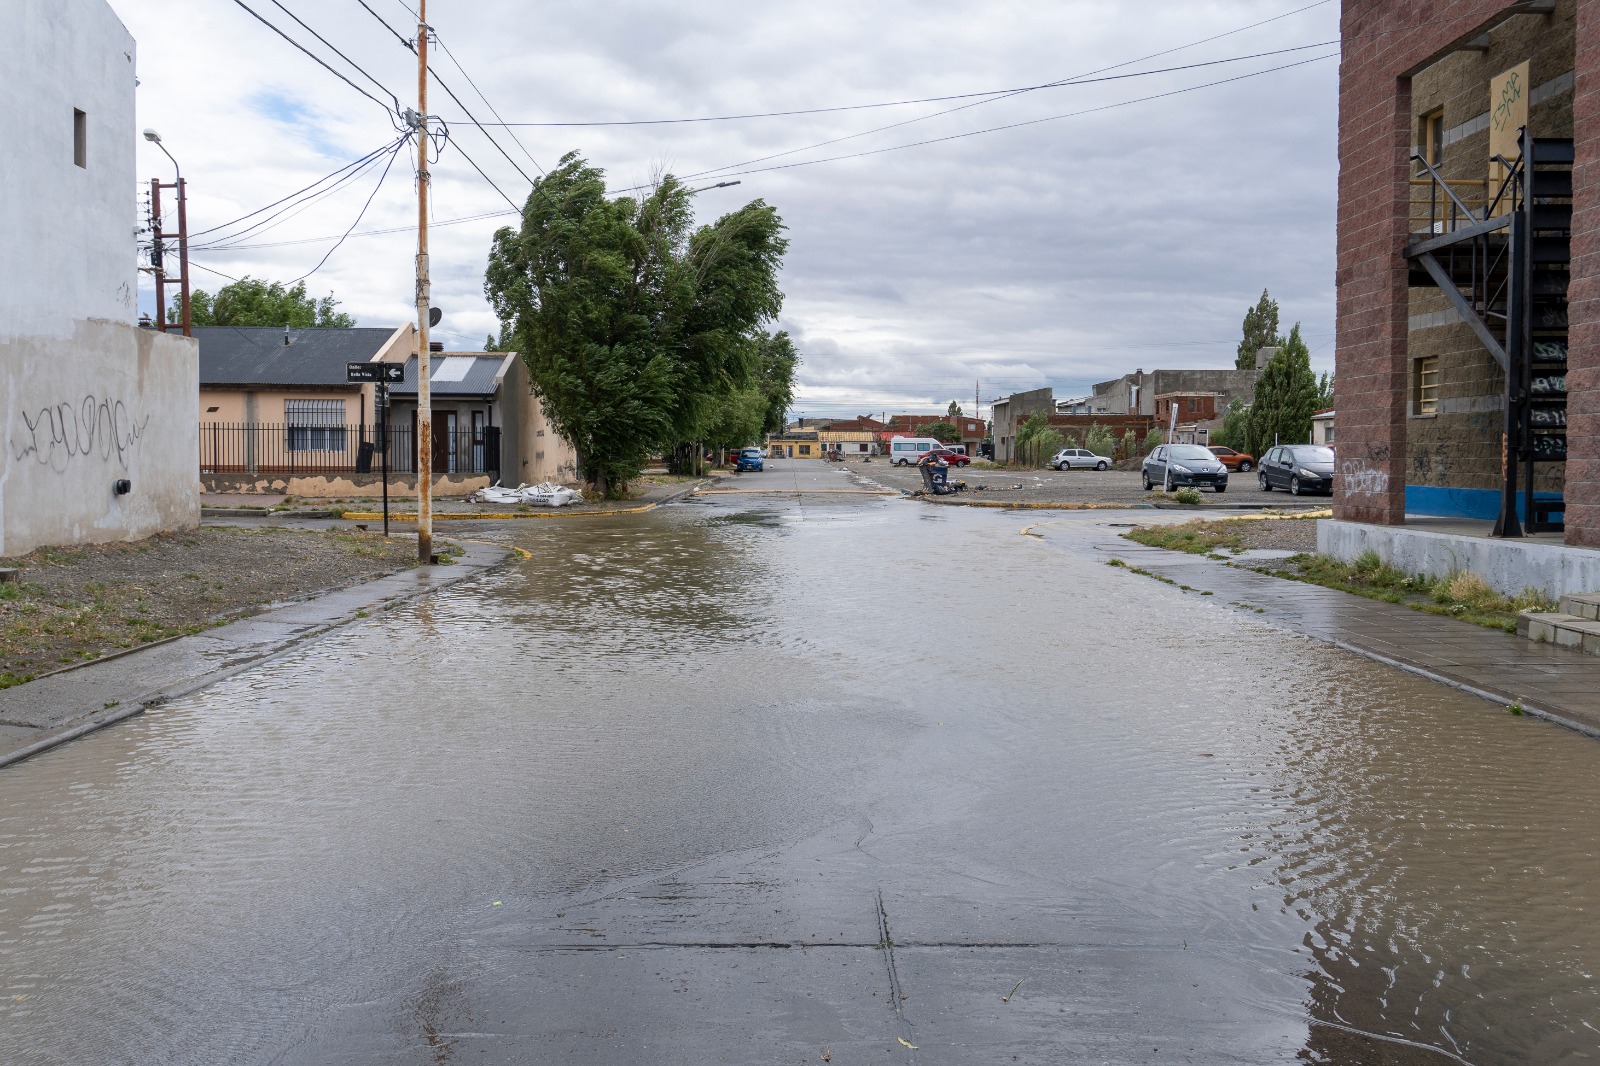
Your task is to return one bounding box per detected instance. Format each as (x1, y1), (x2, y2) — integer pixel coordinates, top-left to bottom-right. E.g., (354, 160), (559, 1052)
(1488, 61), (1529, 215)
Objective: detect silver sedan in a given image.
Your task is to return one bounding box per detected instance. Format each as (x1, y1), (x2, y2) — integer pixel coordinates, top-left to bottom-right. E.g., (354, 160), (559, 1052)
(1050, 448), (1113, 471)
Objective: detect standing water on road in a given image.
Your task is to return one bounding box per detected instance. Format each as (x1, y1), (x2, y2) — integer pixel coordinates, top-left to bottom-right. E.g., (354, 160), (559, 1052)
(1, 491), (1598, 1064)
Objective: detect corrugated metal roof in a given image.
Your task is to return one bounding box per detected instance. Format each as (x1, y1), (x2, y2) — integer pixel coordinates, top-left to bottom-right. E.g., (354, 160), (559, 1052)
(389, 354), (511, 397)
(195, 326), (400, 387)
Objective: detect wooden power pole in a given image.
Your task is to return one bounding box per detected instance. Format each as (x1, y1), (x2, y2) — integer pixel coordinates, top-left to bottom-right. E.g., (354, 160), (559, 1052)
(414, 0), (433, 564)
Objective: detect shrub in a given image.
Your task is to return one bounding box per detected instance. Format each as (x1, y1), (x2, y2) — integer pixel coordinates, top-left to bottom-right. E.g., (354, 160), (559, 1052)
(1174, 487), (1203, 505)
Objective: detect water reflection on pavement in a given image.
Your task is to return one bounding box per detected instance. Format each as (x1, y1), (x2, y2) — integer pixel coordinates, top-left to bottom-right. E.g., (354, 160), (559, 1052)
(1, 488), (1597, 1064)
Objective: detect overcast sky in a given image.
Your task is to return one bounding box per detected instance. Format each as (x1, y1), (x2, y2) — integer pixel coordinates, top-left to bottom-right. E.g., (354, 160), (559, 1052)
(121, 0), (1340, 419)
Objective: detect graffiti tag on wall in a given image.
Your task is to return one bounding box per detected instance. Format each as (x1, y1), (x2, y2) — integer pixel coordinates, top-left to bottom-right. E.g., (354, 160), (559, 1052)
(1338, 457), (1390, 498)
(12, 395), (150, 473)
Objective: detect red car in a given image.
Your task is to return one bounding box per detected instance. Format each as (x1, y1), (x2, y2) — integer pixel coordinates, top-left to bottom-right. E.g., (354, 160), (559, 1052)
(1207, 446), (1256, 472)
(920, 448), (971, 467)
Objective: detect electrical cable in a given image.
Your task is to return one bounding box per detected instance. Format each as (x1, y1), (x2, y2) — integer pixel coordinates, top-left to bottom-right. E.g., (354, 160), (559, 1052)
(644, 2), (1339, 187)
(466, 41), (1338, 129)
(266, 0), (404, 116)
(433, 34), (546, 175)
(226, 0), (397, 118)
(445, 137), (523, 211)
(351, 0), (543, 188)
(283, 138), (406, 283)
(195, 147), (400, 250)
(671, 52), (1340, 185)
(190, 138), (404, 239)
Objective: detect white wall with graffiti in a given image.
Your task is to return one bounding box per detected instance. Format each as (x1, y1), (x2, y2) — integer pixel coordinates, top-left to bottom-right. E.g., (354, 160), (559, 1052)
(0, 0), (199, 557)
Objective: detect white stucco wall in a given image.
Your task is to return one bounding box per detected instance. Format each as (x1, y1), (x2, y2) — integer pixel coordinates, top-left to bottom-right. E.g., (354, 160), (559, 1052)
(6, 0), (139, 339)
(1, 322), (199, 556)
(0, 2), (199, 557)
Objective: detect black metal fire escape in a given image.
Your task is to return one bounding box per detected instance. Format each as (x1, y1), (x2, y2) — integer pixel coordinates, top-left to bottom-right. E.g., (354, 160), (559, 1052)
(1405, 131), (1570, 537)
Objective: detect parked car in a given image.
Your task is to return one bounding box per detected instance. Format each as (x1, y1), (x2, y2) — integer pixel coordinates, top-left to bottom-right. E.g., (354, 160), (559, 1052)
(1050, 447), (1112, 471)
(735, 446), (764, 472)
(920, 447), (971, 467)
(1142, 444), (1229, 492)
(1257, 444), (1335, 495)
(1207, 446), (1255, 472)
(890, 436), (945, 465)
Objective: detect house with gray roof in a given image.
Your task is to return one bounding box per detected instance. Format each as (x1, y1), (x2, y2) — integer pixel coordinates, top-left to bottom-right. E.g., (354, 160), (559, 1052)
(195, 324), (575, 493)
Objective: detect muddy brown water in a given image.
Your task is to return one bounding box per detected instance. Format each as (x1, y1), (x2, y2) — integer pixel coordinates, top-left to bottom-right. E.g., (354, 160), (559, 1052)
(1, 489), (1597, 1064)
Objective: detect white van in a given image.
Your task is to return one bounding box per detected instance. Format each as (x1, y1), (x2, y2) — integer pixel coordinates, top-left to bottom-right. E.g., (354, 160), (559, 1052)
(889, 436), (944, 465)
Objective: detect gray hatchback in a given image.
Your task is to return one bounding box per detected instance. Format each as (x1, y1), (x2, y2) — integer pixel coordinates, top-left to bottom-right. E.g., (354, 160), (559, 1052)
(1142, 444), (1229, 492)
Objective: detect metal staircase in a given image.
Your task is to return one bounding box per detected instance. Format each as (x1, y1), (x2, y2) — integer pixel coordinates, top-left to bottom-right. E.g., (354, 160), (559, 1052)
(1406, 132), (1570, 537)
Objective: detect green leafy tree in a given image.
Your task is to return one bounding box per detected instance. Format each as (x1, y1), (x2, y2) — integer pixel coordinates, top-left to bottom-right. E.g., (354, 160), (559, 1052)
(1085, 424), (1116, 458)
(1246, 323), (1320, 455)
(177, 277), (355, 328)
(922, 420), (960, 444)
(1209, 399), (1251, 451)
(947, 400), (963, 418)
(701, 386), (767, 459)
(1121, 428), (1139, 461)
(1142, 427), (1163, 454)
(1013, 413), (1063, 467)
(755, 331), (799, 435)
(485, 152), (788, 497)
(1316, 372), (1335, 411)
(1236, 288), (1282, 371)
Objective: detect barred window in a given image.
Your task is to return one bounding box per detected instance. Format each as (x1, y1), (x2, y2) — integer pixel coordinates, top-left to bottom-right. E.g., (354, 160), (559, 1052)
(285, 399), (346, 452)
(1414, 357), (1441, 415)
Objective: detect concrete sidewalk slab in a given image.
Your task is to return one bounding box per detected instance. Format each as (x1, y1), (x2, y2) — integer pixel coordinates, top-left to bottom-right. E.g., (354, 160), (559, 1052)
(0, 540), (510, 767)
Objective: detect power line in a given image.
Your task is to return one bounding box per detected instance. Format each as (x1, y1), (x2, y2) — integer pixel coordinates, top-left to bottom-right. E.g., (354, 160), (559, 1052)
(675, 53), (1340, 184)
(433, 34), (546, 174)
(657, 0), (1338, 186)
(351, 0), (543, 189)
(226, 0), (396, 118)
(285, 138), (408, 283)
(448, 137), (523, 211)
(267, 0), (403, 114)
(190, 138), (403, 239)
(192, 136), (408, 249)
(462, 41), (1338, 129)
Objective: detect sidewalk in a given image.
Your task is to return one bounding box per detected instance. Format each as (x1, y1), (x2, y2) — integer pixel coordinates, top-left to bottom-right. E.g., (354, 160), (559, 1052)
(0, 540), (510, 768)
(202, 475), (714, 522)
(1095, 535), (1600, 736)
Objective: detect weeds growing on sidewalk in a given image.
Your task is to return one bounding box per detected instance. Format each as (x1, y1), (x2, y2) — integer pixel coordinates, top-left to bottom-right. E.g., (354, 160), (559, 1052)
(1256, 550), (1556, 633)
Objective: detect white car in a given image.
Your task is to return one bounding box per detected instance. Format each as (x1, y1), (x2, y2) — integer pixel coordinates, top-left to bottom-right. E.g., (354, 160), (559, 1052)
(1050, 448), (1111, 471)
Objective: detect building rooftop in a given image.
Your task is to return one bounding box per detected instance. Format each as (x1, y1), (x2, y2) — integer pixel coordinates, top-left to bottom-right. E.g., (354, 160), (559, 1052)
(389, 354), (513, 399)
(195, 325), (401, 387)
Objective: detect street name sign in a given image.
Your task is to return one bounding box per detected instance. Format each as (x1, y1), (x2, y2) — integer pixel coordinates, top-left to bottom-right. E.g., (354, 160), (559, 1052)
(347, 362), (406, 383)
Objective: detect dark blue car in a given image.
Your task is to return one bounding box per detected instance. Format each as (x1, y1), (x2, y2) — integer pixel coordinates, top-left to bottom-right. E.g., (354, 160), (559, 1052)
(735, 447), (764, 472)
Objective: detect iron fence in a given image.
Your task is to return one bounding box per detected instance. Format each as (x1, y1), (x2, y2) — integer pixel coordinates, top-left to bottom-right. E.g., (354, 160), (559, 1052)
(198, 422), (499, 476)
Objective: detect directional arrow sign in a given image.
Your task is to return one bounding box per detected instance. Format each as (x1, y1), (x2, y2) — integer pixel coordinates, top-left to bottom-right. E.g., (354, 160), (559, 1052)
(347, 362), (406, 383)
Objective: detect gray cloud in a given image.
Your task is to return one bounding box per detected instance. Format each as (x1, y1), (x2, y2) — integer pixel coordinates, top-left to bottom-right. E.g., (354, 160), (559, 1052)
(122, 0), (1340, 416)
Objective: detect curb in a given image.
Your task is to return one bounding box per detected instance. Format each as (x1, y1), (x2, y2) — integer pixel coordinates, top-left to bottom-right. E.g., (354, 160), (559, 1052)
(337, 477), (714, 523)
(0, 540), (512, 770)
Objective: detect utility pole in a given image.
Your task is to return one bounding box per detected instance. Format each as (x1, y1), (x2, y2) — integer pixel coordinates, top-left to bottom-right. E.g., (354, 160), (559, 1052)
(413, 0), (433, 564)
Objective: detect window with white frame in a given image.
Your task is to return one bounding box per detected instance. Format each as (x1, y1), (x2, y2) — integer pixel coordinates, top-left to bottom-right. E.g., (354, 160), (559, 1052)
(285, 399), (347, 452)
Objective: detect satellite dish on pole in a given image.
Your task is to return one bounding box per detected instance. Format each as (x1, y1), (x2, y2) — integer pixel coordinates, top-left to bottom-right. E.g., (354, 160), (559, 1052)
(428, 307), (442, 327)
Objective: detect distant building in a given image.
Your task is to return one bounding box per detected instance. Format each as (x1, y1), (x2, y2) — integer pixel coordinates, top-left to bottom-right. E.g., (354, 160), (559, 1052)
(989, 387), (1055, 463)
(884, 413), (988, 455)
(1312, 409), (1335, 447)
(1090, 368), (1260, 421)
(0, 0), (199, 556)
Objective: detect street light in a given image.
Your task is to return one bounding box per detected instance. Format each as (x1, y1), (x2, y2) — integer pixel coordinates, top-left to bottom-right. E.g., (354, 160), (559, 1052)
(687, 180), (741, 194)
(142, 128), (191, 336)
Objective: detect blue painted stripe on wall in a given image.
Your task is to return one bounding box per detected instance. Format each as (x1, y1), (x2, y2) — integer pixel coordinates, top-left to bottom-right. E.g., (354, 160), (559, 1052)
(1405, 484), (1564, 522)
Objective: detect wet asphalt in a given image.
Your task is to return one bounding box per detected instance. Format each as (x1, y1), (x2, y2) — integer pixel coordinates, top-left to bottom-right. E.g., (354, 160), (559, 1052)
(2, 460), (1599, 1065)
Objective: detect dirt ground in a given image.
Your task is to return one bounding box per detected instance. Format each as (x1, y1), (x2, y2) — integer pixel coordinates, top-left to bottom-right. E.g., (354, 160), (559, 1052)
(1212, 516), (1323, 553)
(0, 527), (416, 688)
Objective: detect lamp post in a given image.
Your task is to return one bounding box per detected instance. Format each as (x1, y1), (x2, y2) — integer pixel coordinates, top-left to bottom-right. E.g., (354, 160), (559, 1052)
(143, 128), (191, 337)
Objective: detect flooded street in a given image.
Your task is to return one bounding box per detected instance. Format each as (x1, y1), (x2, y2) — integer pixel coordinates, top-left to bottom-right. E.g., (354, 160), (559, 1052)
(3, 467), (1600, 1064)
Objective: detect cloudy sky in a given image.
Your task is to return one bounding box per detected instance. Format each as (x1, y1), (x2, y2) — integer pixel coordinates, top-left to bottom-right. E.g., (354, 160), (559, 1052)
(122, 0), (1340, 419)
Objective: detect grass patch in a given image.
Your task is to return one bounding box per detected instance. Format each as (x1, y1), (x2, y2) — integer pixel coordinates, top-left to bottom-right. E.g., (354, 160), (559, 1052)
(1123, 521), (1247, 555)
(1255, 552), (1558, 633)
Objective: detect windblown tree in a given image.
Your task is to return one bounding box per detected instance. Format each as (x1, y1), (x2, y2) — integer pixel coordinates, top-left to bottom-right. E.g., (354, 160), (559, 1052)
(1245, 323), (1320, 455)
(1235, 288), (1282, 370)
(947, 400), (963, 418)
(485, 152), (790, 496)
(176, 277), (355, 328)
(922, 420), (960, 444)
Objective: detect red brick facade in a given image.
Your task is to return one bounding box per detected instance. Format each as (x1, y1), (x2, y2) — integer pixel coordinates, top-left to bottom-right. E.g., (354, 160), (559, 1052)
(1336, 1), (1598, 544)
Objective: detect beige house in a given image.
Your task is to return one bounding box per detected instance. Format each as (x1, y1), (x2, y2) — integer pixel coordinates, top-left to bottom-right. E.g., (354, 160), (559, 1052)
(195, 324), (575, 494)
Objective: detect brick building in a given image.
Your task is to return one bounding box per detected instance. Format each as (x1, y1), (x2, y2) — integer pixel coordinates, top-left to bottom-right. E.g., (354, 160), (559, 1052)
(1335, 0), (1597, 546)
